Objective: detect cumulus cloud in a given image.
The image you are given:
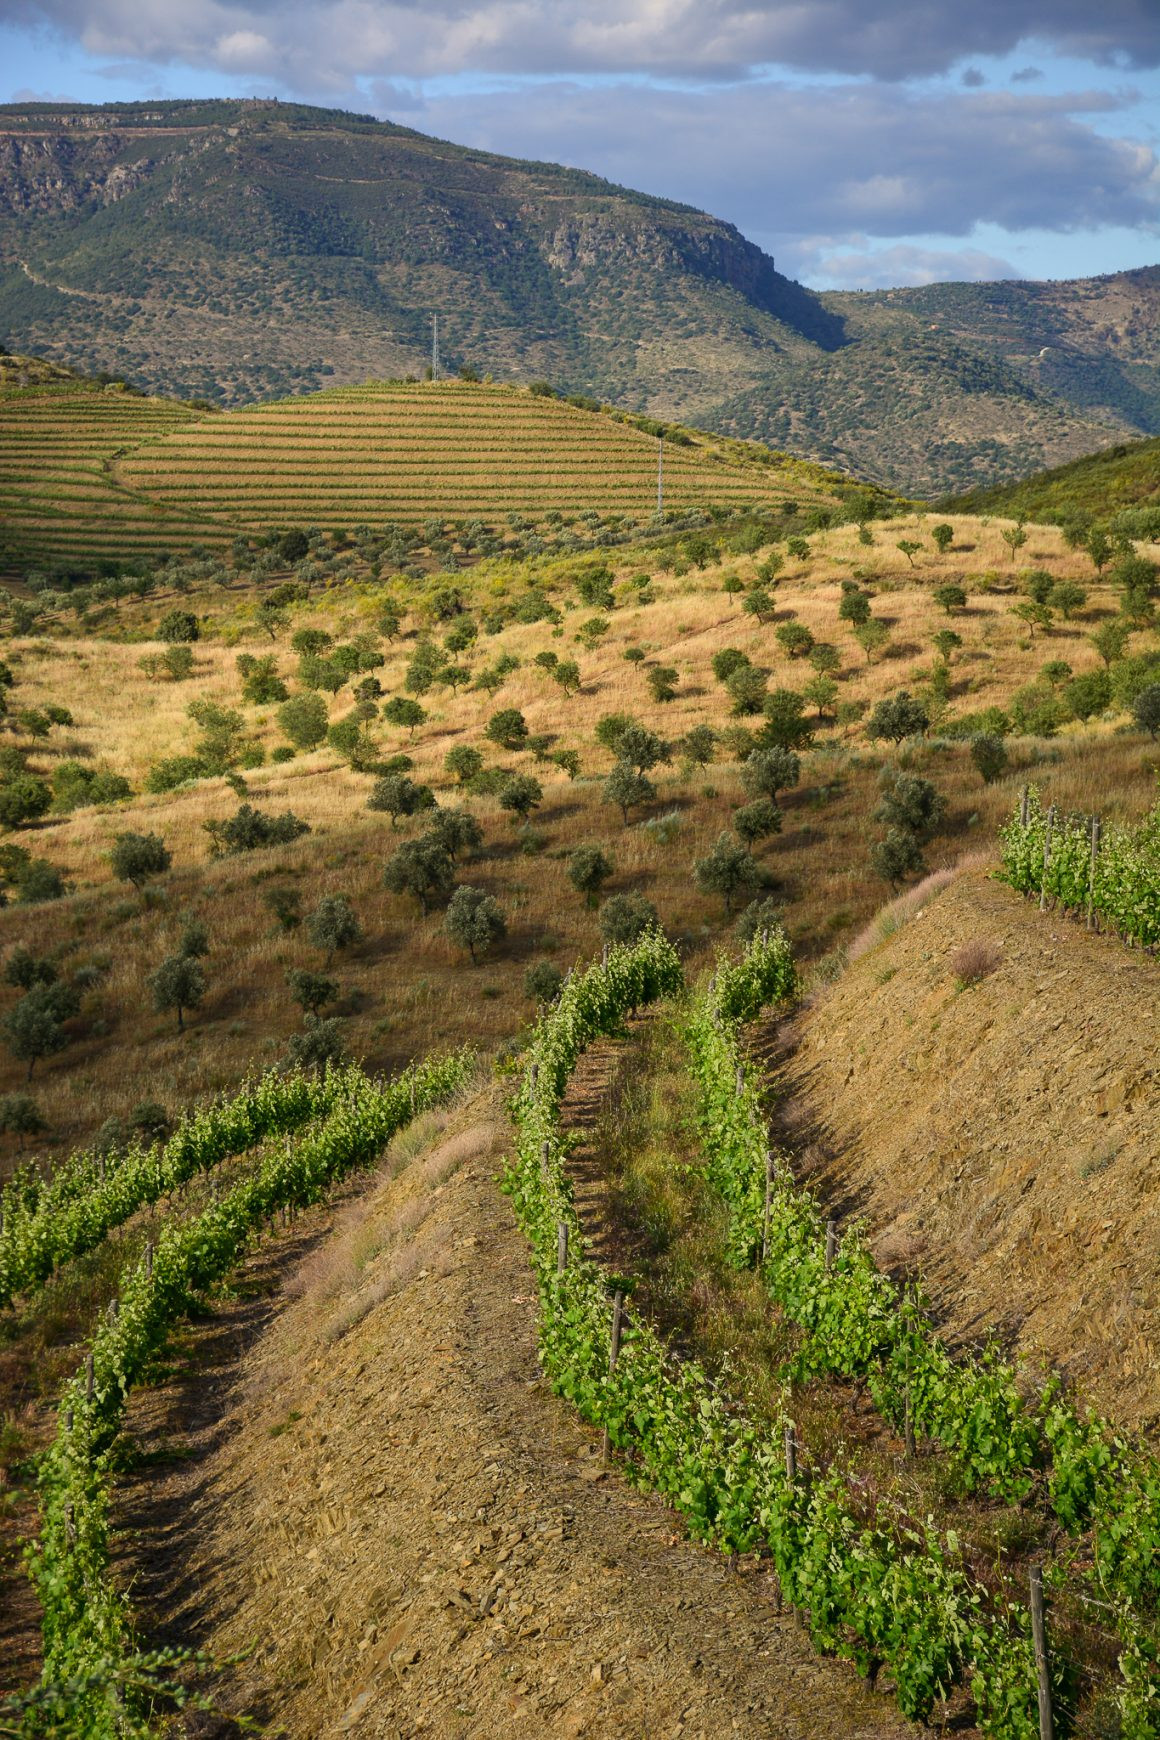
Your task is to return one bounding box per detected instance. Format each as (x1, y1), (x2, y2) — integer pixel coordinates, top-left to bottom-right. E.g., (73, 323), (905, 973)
(788, 240), (1024, 288)
(5, 0), (1160, 84)
(410, 80), (1160, 248)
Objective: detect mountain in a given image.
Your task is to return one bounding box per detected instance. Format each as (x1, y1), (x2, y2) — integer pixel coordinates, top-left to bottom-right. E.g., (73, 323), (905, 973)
(1, 99), (1158, 497)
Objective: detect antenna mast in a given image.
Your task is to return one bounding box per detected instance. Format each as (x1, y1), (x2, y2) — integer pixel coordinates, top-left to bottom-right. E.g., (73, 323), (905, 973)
(657, 435), (664, 518)
(431, 314), (439, 382)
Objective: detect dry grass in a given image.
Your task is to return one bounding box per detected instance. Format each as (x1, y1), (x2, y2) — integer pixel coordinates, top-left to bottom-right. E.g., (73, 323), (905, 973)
(0, 511), (1155, 1175)
(948, 937), (1004, 986)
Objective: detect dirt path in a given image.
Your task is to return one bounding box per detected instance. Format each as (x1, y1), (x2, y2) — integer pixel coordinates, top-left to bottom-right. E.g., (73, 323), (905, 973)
(110, 1085), (911, 1739)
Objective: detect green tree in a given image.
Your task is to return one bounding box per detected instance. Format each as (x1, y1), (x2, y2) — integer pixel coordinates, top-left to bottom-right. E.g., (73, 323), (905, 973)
(2, 982), (78, 1079)
(742, 746), (800, 801)
(423, 808), (483, 864)
(286, 967), (339, 1015)
(1049, 581), (1087, 620)
(445, 886), (506, 963)
(1133, 683), (1160, 738)
(4, 945), (56, 990)
(1089, 620), (1131, 668)
(712, 648), (749, 684)
(148, 954), (206, 1033)
(568, 844), (614, 905)
(679, 724), (717, 769)
(204, 804), (310, 856)
(736, 896), (785, 945)
(612, 723), (667, 773)
(896, 539), (921, 568)
(445, 744), (484, 785)
(726, 665), (769, 716)
(367, 774), (433, 828)
(1086, 527), (1113, 573)
(854, 619), (890, 663)
(871, 827), (924, 889)
(875, 769), (945, 841)
(285, 1014), (346, 1075)
(933, 584), (967, 614)
(0, 772), (51, 830)
(383, 697), (427, 737)
(760, 689), (813, 751)
(553, 749), (581, 780)
(110, 831), (171, 891)
(178, 914), (210, 959)
(238, 654), (288, 705)
(866, 691), (929, 744)
(0, 1092), (46, 1146)
(970, 734), (1008, 785)
(604, 762), (654, 824)
(838, 589), (872, 627)
(932, 629), (962, 663)
(499, 773), (544, 823)
(307, 894), (361, 964)
(803, 674), (839, 718)
(553, 659), (582, 697)
(291, 628), (334, 659)
(646, 665), (679, 702)
(486, 708), (529, 752)
(693, 833), (761, 913)
(382, 839), (455, 915)
(263, 886), (302, 932)
(1001, 524), (1028, 563)
(808, 643), (842, 676)
(188, 699), (246, 771)
(598, 892), (658, 946)
(776, 621), (815, 659)
(1010, 600), (1053, 639)
(733, 797), (781, 845)
(931, 523), (954, 554)
(277, 693), (328, 751)
(742, 587), (776, 625)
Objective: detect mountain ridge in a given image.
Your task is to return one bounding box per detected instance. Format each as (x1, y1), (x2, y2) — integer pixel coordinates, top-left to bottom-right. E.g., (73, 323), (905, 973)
(1, 99), (1157, 496)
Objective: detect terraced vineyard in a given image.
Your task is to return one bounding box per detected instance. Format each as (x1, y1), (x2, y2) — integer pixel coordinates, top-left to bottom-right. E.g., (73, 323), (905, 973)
(0, 360), (224, 564)
(1, 368), (840, 566)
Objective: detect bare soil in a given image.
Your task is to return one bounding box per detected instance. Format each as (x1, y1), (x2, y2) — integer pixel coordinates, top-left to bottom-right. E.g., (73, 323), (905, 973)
(772, 869), (1160, 1432)
(109, 1086), (910, 1739)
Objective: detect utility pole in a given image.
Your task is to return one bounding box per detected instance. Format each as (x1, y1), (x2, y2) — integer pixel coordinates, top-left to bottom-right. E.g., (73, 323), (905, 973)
(431, 313), (439, 382)
(657, 435), (664, 518)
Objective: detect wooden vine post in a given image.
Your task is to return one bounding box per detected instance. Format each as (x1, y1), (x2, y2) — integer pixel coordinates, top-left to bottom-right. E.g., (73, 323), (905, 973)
(1086, 816), (1101, 931)
(601, 1291), (625, 1466)
(556, 1221), (569, 1274)
(825, 1219), (837, 1269)
(784, 1424), (797, 1484)
(1020, 785), (1030, 829)
(1030, 1565), (1053, 1740)
(1039, 805), (1056, 912)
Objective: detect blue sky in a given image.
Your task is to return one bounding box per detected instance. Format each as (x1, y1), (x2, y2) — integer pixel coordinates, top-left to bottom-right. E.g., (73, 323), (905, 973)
(2, 2), (1158, 289)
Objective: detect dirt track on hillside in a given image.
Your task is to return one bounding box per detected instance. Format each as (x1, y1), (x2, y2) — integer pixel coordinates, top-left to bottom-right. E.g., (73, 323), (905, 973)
(114, 1086), (911, 1740)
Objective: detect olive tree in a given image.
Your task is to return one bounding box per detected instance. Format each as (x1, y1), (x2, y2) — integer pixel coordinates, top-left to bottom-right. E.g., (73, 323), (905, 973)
(110, 831), (171, 891)
(604, 762), (654, 824)
(444, 886), (506, 963)
(306, 894), (362, 964)
(866, 691), (929, 744)
(693, 833), (761, 913)
(568, 844), (613, 906)
(598, 892), (658, 946)
(148, 954), (206, 1032)
(382, 839), (455, 915)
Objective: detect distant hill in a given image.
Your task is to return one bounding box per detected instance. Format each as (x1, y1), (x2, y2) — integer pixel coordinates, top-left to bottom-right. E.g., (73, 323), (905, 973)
(950, 432), (1160, 531)
(0, 360), (858, 566)
(1, 100), (1158, 496)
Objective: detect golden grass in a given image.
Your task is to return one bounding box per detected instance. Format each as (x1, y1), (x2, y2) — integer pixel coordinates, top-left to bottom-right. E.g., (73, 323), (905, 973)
(0, 511), (1154, 1175)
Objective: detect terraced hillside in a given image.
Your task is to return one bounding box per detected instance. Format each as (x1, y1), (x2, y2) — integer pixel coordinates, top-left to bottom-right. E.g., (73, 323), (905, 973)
(0, 356), (222, 564)
(0, 368), (847, 567)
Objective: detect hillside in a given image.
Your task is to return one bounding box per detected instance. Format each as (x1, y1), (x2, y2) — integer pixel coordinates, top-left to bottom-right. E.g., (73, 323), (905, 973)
(2, 101), (1159, 495)
(950, 432), (1160, 530)
(777, 867), (1160, 1430)
(0, 364), (851, 567)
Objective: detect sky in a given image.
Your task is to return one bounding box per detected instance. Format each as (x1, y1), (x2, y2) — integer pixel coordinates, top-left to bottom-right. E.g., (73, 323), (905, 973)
(2, 0), (1159, 290)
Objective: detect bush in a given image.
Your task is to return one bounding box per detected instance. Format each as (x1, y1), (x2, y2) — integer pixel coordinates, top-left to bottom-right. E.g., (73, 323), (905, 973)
(0, 1092), (45, 1142)
(2, 982), (78, 1079)
(525, 960), (564, 1005)
(5, 946), (56, 990)
(1133, 683), (1160, 738)
(712, 647), (749, 684)
(776, 621), (814, 659)
(445, 886), (507, 963)
(679, 725), (716, 768)
(444, 745), (483, 785)
(598, 891), (658, 946)
(110, 831), (171, 890)
(870, 827), (924, 888)
(949, 939), (1002, 987)
(286, 967), (339, 1014)
(735, 896), (785, 945)
(51, 763), (131, 813)
(499, 774), (543, 823)
(383, 696), (427, 736)
(647, 665), (679, 702)
(423, 808), (483, 863)
(204, 804), (310, 856)
(263, 886), (301, 932)
(144, 755), (209, 794)
(1063, 669), (1112, 722)
(285, 1014), (346, 1074)
(156, 609), (199, 643)
(726, 665), (768, 716)
(0, 772), (52, 830)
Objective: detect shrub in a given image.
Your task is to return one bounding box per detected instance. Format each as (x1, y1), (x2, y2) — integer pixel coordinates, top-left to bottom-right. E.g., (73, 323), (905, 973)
(838, 589), (871, 626)
(383, 697), (427, 736)
(604, 762), (655, 824)
(647, 665), (679, 702)
(157, 609), (199, 643)
(285, 1013), (346, 1074)
(5, 946), (56, 990)
(735, 896), (785, 945)
(204, 804), (310, 856)
(0, 1092), (45, 1143)
(263, 886), (301, 931)
(0, 772), (52, 830)
(726, 665), (768, 716)
(445, 745), (484, 785)
(239, 654), (288, 705)
(949, 939), (1002, 987)
(1133, 683), (1160, 738)
(110, 831), (171, 890)
(760, 689), (813, 751)
(144, 755), (209, 794)
(445, 886), (507, 963)
(51, 763), (131, 813)
(367, 773), (435, 827)
(1064, 669), (1112, 721)
(932, 584), (967, 614)
(712, 647), (749, 684)
(679, 725), (716, 768)
(598, 891), (658, 946)
(525, 960), (564, 1005)
(776, 621), (814, 659)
